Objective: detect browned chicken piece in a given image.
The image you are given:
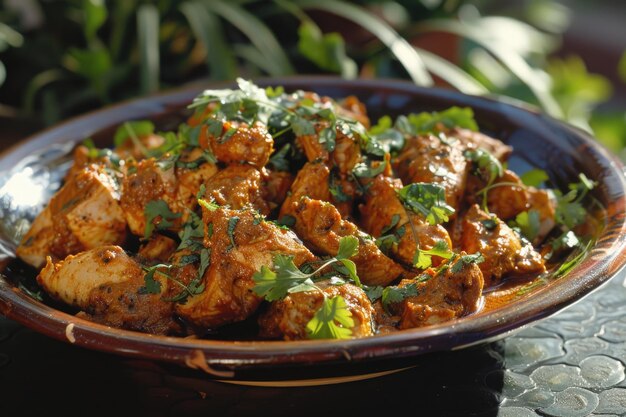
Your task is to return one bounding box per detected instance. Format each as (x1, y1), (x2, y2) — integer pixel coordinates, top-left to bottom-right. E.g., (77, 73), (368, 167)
(289, 197), (407, 286)
(393, 134), (469, 210)
(336, 95), (370, 128)
(137, 234), (177, 264)
(455, 204), (546, 287)
(16, 164), (127, 268)
(262, 169), (294, 213)
(280, 161), (356, 219)
(175, 206), (316, 329)
(258, 280), (374, 340)
(465, 169), (556, 243)
(38, 245), (180, 334)
(120, 156), (217, 236)
(120, 158), (178, 236)
(451, 127), (513, 162)
(332, 130), (362, 175)
(199, 119), (274, 168)
(64, 145), (125, 181)
(175, 147), (219, 211)
(295, 117), (333, 163)
(279, 161), (331, 219)
(360, 175), (452, 268)
(203, 164), (270, 215)
(385, 254), (484, 329)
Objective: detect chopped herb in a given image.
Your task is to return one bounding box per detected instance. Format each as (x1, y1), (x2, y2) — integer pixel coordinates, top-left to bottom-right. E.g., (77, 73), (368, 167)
(318, 124), (337, 151)
(329, 173), (351, 203)
(143, 200), (182, 239)
(396, 182), (455, 225)
(464, 148), (503, 185)
(450, 252), (485, 273)
(306, 295), (354, 340)
(382, 282), (419, 310)
(226, 216), (240, 251)
(481, 217), (499, 230)
(113, 120), (154, 148)
(139, 264), (171, 294)
(363, 285), (384, 303)
(198, 198), (219, 212)
(555, 173), (597, 230)
(252, 236), (360, 301)
(177, 211), (204, 251)
(511, 210), (541, 242)
(395, 107), (478, 136)
(413, 240), (454, 269)
(269, 144), (291, 171)
(276, 214), (296, 228)
(520, 169), (549, 187)
(352, 160), (387, 179)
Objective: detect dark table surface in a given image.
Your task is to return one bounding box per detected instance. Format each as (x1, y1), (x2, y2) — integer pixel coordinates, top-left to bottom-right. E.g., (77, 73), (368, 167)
(1, 271), (625, 417)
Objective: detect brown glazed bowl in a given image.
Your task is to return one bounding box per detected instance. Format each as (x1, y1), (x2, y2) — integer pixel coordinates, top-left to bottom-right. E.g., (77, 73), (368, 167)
(1, 77), (626, 385)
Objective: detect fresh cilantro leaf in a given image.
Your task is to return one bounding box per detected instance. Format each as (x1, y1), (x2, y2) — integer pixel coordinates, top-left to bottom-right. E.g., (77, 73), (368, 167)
(464, 148), (503, 184)
(306, 295), (354, 340)
(481, 217), (499, 230)
(318, 124), (337, 151)
(413, 240), (454, 269)
(329, 173), (351, 203)
(450, 253), (485, 273)
(269, 144), (291, 171)
(276, 214), (296, 228)
(177, 211), (204, 251)
(114, 120), (154, 148)
(352, 160), (387, 179)
(396, 107), (478, 136)
(520, 169), (549, 187)
(144, 200), (182, 239)
(396, 183), (455, 225)
(226, 216), (239, 251)
(382, 282), (419, 309)
(198, 198), (219, 212)
(364, 285), (384, 303)
(252, 254), (310, 301)
(336, 235), (359, 260)
(511, 210), (541, 241)
(139, 264), (171, 294)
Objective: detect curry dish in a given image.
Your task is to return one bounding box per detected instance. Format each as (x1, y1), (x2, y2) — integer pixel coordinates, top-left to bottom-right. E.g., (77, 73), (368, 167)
(14, 79), (595, 340)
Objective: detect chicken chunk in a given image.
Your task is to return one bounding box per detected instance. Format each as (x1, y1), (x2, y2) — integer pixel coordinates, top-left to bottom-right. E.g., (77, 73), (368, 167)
(262, 169), (294, 213)
(38, 245), (179, 335)
(359, 175), (452, 268)
(120, 158), (178, 236)
(199, 119), (274, 168)
(16, 164), (127, 268)
(175, 206), (315, 329)
(203, 164), (269, 215)
(137, 234), (177, 264)
(385, 254), (484, 329)
(289, 197), (408, 286)
(336, 95), (370, 128)
(258, 281), (374, 340)
(465, 169), (556, 243)
(455, 204), (546, 287)
(393, 133), (469, 210)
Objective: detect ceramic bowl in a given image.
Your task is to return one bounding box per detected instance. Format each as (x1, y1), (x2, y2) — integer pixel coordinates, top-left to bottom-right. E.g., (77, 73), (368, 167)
(1, 77), (625, 384)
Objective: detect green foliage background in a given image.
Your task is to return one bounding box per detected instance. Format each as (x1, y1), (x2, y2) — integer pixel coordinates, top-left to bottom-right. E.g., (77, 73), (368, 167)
(0, 0), (624, 158)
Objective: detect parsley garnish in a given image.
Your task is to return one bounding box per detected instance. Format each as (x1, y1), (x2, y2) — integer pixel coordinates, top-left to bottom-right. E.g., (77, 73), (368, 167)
(114, 120), (155, 149)
(520, 169), (549, 187)
(555, 173), (596, 229)
(396, 183), (455, 225)
(138, 263), (171, 294)
(382, 282), (419, 310)
(510, 209), (541, 242)
(143, 200), (182, 239)
(395, 107), (478, 136)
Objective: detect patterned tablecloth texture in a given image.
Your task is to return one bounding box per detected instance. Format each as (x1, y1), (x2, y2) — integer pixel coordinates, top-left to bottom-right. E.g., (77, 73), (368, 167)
(1, 271), (625, 417)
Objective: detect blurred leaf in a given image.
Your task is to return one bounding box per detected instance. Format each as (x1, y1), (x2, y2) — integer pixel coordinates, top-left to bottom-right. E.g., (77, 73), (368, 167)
(417, 18), (563, 118)
(180, 1), (237, 80)
(619, 51), (626, 83)
(413, 46), (488, 95)
(137, 4), (160, 94)
(204, 0), (294, 75)
(23, 69), (65, 115)
(0, 22), (24, 50)
(548, 56), (612, 130)
(0, 61), (5, 88)
(83, 0), (108, 42)
(297, 21), (357, 78)
(64, 47), (112, 100)
(297, 0), (434, 86)
(590, 112), (626, 157)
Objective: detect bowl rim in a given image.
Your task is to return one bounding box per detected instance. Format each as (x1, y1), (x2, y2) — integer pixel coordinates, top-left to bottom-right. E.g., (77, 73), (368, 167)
(2, 76), (626, 378)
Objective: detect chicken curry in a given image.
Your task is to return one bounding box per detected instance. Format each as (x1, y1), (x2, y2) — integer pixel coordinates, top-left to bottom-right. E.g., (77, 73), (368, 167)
(14, 79), (597, 340)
